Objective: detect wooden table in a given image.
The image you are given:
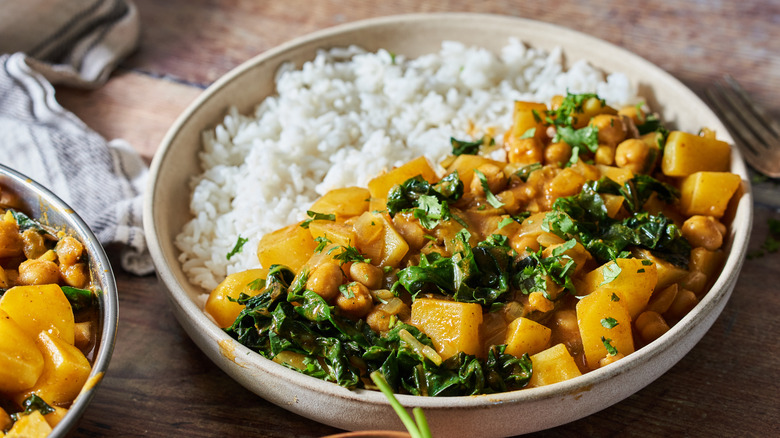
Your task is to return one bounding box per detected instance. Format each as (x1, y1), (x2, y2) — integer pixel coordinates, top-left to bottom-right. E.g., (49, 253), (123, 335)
(56, 1), (780, 437)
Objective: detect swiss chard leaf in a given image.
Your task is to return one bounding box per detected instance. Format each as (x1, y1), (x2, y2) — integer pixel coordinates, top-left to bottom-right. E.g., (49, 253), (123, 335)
(60, 286), (95, 312)
(451, 136), (494, 156)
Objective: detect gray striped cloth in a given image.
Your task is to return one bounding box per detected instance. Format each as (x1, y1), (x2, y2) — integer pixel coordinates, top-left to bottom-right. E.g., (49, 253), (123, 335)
(0, 0), (152, 274)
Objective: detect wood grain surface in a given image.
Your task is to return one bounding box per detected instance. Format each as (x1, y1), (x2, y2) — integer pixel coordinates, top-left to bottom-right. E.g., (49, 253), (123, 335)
(54, 1), (780, 437)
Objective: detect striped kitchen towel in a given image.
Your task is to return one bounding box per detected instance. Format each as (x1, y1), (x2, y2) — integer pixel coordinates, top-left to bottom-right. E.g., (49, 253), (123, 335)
(0, 0), (152, 274)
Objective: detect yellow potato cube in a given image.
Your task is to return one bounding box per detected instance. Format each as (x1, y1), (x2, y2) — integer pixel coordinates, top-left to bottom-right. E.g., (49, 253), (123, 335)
(354, 211), (409, 268)
(689, 247), (726, 279)
(596, 164), (634, 184)
(309, 187), (370, 220)
(205, 268), (268, 328)
(4, 410), (52, 438)
(527, 343), (582, 387)
(577, 258), (657, 318)
(256, 222), (316, 273)
(509, 101), (548, 142)
(308, 220), (357, 248)
(368, 156), (438, 212)
(504, 317), (551, 358)
(14, 330), (91, 406)
(577, 288), (634, 370)
(445, 154), (505, 191)
(0, 309), (44, 393)
(0, 284), (75, 345)
(631, 248), (688, 291)
(679, 171), (742, 218)
(661, 131), (731, 176)
(411, 298), (482, 359)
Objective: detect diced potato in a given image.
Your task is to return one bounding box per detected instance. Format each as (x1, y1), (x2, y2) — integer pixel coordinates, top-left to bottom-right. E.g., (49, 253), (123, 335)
(576, 288), (635, 370)
(309, 187), (370, 220)
(679, 171), (742, 218)
(308, 220), (357, 248)
(14, 330), (91, 406)
(43, 406), (68, 429)
(689, 247), (726, 279)
(547, 168), (587, 198)
(527, 343), (582, 387)
(0, 284), (75, 345)
(504, 317), (551, 358)
(0, 309), (44, 393)
(601, 193), (625, 218)
(632, 248), (688, 291)
(354, 211), (409, 268)
(577, 258), (657, 318)
(411, 298), (482, 359)
(0, 219), (23, 258)
(445, 154), (505, 190)
(205, 268), (268, 328)
(509, 101), (548, 141)
(368, 156), (438, 212)
(256, 222), (316, 273)
(596, 164), (634, 184)
(4, 410), (52, 438)
(661, 131), (731, 176)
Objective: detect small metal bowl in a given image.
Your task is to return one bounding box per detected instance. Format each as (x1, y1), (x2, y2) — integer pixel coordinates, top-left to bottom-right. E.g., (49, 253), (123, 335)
(0, 163), (118, 437)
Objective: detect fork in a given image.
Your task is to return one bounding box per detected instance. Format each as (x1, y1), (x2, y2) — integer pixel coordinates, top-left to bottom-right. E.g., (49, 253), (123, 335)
(705, 75), (780, 179)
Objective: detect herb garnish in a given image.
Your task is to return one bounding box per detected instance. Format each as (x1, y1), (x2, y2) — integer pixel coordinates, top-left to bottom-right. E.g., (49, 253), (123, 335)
(601, 317), (619, 329)
(226, 235), (248, 260)
(300, 211), (336, 229)
(450, 135), (494, 156)
(386, 173), (463, 229)
(601, 336), (619, 356)
(60, 286), (95, 312)
(10, 395), (55, 421)
(598, 261), (622, 286)
(314, 236), (331, 253)
(473, 169), (504, 208)
(328, 245), (371, 265)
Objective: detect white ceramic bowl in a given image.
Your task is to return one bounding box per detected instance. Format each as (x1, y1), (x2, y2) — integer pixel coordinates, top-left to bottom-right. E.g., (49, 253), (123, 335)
(144, 13), (752, 437)
(0, 163), (118, 437)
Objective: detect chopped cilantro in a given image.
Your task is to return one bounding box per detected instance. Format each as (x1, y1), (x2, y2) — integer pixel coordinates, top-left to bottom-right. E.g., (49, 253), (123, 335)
(329, 245), (371, 264)
(520, 128), (536, 139)
(451, 135), (494, 156)
(498, 216), (515, 229)
(598, 261), (622, 287)
(601, 336), (619, 356)
(226, 235), (248, 260)
(247, 278), (266, 291)
(314, 236), (331, 253)
(339, 282), (358, 298)
(601, 317), (619, 329)
(474, 169), (505, 208)
(514, 163), (542, 182)
(300, 211), (336, 229)
(610, 292), (620, 301)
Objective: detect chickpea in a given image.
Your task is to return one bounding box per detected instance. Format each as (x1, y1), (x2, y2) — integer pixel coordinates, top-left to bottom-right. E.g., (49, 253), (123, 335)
(588, 114), (626, 146)
(349, 262), (383, 289)
(336, 282), (373, 319)
(544, 142), (572, 166)
(17, 258), (60, 285)
(305, 261), (343, 302)
(615, 139), (652, 174)
(635, 311), (670, 344)
(665, 288), (698, 320)
(0, 220), (23, 258)
(598, 352), (625, 368)
(506, 137), (544, 165)
(366, 308), (392, 333)
(469, 163), (508, 196)
(55, 235), (84, 266)
(22, 229), (47, 260)
(682, 215), (724, 250)
(594, 144), (616, 166)
(61, 263), (89, 288)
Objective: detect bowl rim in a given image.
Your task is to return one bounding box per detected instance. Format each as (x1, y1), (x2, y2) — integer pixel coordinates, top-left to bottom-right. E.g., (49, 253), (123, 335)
(0, 163), (119, 437)
(144, 9), (753, 421)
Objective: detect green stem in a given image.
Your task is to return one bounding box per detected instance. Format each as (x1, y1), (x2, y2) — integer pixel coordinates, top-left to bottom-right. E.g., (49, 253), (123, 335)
(370, 371), (423, 438)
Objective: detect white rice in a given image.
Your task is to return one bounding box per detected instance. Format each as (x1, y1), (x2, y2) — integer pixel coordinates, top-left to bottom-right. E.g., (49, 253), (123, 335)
(175, 39), (640, 292)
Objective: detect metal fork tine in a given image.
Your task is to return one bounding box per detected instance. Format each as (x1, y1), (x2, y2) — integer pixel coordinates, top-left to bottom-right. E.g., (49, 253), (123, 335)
(705, 86), (762, 160)
(723, 75), (780, 138)
(713, 79), (776, 153)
